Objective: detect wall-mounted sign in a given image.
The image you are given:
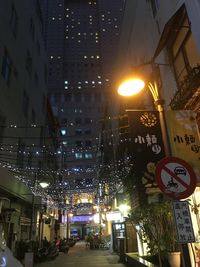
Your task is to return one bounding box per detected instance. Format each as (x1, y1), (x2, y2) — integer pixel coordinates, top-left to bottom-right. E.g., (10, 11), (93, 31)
(172, 201), (195, 243)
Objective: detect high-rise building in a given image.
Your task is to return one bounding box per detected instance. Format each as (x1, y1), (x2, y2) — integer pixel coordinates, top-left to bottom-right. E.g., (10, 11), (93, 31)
(45, 0), (124, 204)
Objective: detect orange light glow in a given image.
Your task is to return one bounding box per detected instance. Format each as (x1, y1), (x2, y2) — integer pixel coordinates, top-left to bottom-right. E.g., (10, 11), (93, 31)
(118, 78), (145, 96)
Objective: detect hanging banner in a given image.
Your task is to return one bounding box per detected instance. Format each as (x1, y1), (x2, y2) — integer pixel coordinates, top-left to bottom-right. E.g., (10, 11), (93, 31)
(127, 111), (165, 186)
(165, 110), (200, 182)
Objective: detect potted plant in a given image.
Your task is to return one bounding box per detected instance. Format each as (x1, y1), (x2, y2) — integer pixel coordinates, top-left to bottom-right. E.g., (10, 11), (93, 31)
(128, 200), (181, 267)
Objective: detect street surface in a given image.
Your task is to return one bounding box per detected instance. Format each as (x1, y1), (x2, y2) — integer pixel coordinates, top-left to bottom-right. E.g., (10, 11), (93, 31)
(34, 241), (126, 267)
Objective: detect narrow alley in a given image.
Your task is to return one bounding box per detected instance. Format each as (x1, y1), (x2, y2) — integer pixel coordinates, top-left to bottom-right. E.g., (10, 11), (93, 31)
(34, 241), (127, 267)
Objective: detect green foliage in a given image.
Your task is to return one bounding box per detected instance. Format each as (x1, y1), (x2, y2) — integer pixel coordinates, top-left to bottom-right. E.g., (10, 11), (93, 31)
(128, 201), (178, 255)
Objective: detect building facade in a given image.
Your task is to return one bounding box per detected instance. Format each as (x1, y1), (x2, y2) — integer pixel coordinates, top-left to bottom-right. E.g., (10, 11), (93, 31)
(0, 0), (58, 251)
(114, 0), (200, 264)
(44, 0), (125, 211)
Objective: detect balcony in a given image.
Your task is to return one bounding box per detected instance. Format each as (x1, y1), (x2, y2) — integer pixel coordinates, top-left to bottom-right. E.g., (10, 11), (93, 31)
(170, 65), (200, 111)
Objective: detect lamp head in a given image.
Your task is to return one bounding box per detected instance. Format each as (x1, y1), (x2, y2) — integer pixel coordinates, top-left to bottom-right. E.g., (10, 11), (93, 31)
(117, 78), (145, 97)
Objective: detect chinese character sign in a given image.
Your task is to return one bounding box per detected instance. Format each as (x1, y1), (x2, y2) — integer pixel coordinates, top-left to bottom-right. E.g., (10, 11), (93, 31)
(127, 111), (165, 182)
(172, 201), (195, 243)
(165, 110), (200, 181)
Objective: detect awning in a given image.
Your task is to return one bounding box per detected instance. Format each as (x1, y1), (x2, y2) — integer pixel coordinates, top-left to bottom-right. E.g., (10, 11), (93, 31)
(153, 4), (187, 59)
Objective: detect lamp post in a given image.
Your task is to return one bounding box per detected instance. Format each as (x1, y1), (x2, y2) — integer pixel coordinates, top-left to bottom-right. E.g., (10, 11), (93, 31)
(117, 69), (192, 267)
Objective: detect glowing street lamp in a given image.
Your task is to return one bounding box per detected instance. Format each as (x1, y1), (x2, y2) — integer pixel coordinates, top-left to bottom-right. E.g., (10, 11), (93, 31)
(117, 79), (145, 97)
(118, 75), (170, 156)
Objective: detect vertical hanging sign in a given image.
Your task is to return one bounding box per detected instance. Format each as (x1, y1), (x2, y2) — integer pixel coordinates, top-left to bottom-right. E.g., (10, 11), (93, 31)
(165, 110), (200, 182)
(127, 111), (165, 186)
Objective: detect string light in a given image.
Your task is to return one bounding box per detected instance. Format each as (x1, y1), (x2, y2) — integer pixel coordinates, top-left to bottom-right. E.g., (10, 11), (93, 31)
(0, 114), (133, 210)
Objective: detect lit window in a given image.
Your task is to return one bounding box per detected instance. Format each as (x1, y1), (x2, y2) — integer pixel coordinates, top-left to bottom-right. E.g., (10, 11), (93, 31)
(60, 129), (67, 136)
(75, 153), (82, 159)
(85, 153), (92, 159)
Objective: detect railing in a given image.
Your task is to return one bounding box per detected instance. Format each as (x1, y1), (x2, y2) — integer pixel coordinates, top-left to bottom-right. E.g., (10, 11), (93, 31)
(170, 65), (200, 110)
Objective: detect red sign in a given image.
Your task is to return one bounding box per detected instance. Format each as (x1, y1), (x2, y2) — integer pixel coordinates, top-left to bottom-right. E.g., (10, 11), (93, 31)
(155, 156), (197, 199)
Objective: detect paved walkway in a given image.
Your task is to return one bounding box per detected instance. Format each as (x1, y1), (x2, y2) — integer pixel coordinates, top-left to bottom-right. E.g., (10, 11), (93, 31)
(34, 241), (126, 267)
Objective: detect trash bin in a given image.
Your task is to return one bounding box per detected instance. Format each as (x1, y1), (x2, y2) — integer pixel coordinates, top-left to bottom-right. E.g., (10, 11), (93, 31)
(116, 237), (125, 262)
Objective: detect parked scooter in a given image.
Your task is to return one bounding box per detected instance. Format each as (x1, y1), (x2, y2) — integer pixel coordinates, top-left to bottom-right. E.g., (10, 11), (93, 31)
(57, 238), (69, 253)
(34, 242), (59, 262)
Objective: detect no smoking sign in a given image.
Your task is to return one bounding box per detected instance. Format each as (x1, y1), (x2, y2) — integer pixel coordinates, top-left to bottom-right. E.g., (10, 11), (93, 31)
(155, 156), (197, 199)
